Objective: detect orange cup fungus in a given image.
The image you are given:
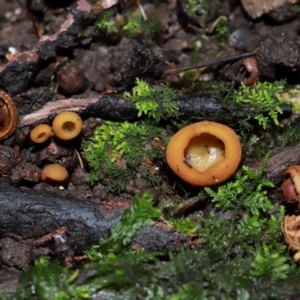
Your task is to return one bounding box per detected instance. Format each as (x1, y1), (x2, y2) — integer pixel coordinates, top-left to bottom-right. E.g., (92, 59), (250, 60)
(52, 111), (82, 140)
(30, 124), (52, 143)
(166, 121), (242, 186)
(41, 164), (69, 185)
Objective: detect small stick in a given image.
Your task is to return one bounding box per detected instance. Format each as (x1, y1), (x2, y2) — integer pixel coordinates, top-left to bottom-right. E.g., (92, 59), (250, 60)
(162, 52), (256, 77)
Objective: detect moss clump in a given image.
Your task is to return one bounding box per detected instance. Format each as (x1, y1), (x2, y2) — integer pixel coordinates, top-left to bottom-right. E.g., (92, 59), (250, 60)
(123, 78), (179, 123)
(204, 164), (274, 215)
(209, 80), (287, 132)
(232, 81), (284, 129)
(82, 120), (165, 192)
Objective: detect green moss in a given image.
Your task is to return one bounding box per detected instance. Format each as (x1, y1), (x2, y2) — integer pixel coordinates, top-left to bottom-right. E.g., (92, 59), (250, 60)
(169, 217), (199, 235)
(209, 80), (287, 131)
(123, 78), (179, 123)
(82, 120), (165, 192)
(123, 13), (162, 42)
(232, 81), (285, 129)
(87, 191), (161, 258)
(204, 163), (274, 215)
(13, 187), (299, 300)
(17, 256), (89, 300)
(214, 16), (229, 47)
(96, 10), (118, 34)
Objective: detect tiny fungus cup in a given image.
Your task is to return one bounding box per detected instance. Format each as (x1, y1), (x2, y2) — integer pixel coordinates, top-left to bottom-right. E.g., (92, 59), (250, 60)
(30, 124), (52, 143)
(41, 164), (69, 185)
(52, 111), (82, 140)
(166, 121), (242, 186)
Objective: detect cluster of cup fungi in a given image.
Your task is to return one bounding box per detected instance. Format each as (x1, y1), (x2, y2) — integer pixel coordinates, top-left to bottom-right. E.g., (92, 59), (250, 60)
(30, 111), (83, 186)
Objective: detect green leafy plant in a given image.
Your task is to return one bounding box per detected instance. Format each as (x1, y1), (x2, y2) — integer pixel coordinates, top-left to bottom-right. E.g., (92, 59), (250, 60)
(123, 78), (178, 122)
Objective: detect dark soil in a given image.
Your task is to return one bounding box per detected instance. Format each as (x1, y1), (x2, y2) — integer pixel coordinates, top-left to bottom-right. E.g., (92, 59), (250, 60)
(1, 0), (300, 296)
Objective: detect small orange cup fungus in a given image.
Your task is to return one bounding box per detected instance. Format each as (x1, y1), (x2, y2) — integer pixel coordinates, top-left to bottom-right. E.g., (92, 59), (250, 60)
(30, 124), (52, 143)
(41, 164), (69, 185)
(52, 111), (82, 140)
(166, 121), (242, 186)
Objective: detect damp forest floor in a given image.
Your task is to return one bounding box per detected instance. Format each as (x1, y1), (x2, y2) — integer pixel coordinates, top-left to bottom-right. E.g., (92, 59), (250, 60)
(2, 0), (300, 299)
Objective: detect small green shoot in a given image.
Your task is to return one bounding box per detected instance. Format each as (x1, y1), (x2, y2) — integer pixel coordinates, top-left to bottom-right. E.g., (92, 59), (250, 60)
(250, 244), (290, 279)
(170, 217), (199, 235)
(96, 10), (118, 34)
(123, 14), (162, 42)
(215, 16), (229, 47)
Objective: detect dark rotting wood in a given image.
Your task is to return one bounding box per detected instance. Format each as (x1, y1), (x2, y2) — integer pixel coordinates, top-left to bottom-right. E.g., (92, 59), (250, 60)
(252, 142), (300, 183)
(0, 182), (188, 253)
(20, 93), (292, 127)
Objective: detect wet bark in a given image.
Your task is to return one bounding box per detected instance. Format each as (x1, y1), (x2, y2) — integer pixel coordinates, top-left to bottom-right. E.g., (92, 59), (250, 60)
(252, 142), (300, 183)
(0, 182), (187, 253)
(20, 93), (292, 127)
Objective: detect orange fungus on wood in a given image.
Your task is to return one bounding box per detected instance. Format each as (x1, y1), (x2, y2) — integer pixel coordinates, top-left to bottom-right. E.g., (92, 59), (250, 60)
(166, 121), (242, 186)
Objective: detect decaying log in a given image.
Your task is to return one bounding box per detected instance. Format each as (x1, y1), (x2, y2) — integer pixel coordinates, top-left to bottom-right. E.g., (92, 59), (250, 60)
(19, 93), (228, 126)
(0, 182), (122, 251)
(0, 182), (188, 254)
(20, 93), (292, 127)
(252, 142), (300, 183)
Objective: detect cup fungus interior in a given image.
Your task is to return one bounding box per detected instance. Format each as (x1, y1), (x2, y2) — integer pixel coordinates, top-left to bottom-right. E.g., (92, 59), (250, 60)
(30, 124), (52, 143)
(184, 133), (225, 172)
(62, 121), (76, 132)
